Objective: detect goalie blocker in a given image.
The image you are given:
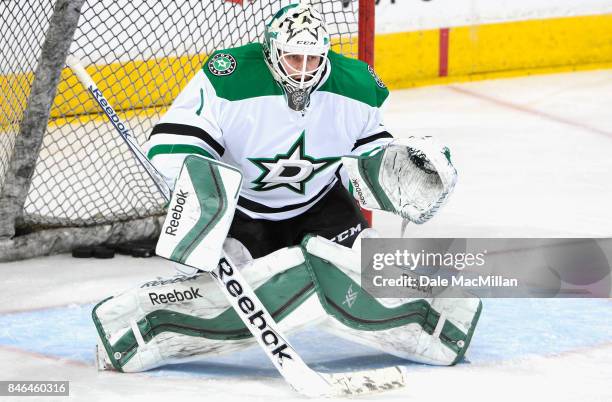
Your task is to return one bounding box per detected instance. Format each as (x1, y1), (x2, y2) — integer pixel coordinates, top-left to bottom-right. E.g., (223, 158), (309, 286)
(155, 154), (242, 273)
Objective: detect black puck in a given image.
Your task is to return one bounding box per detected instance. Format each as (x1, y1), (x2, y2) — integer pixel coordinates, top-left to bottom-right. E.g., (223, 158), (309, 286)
(131, 247), (156, 258)
(110, 243), (133, 255)
(72, 246), (94, 258)
(93, 246), (115, 259)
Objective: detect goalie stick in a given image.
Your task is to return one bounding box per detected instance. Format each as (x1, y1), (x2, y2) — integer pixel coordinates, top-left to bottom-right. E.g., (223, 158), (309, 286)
(66, 56), (407, 397)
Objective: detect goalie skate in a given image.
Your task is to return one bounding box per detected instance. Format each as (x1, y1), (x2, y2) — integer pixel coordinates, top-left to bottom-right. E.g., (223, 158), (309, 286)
(96, 341), (115, 372)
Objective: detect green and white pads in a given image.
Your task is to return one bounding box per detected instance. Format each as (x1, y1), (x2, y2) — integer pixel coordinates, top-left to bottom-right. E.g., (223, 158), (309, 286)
(156, 155), (243, 272)
(93, 247), (328, 373)
(302, 235), (481, 366)
(342, 137), (458, 224)
(95, 235), (480, 373)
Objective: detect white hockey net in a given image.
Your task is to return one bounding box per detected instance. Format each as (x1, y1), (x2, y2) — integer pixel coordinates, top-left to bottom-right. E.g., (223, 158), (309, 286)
(0, 0), (362, 235)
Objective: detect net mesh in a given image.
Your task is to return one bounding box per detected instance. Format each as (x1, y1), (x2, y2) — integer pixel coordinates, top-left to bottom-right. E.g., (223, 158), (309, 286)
(0, 0), (54, 193)
(1, 0), (360, 230)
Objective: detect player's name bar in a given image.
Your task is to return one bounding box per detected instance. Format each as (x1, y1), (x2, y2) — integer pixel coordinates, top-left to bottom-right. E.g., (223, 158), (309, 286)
(0, 381), (69, 396)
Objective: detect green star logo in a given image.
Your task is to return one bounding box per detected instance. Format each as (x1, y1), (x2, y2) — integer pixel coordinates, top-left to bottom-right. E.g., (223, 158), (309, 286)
(248, 131), (339, 194)
(213, 57), (231, 71)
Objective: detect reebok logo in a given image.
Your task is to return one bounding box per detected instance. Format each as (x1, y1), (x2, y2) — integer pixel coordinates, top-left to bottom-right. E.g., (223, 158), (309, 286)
(217, 258), (293, 364)
(149, 287), (202, 305)
(352, 179), (366, 205)
(91, 88), (130, 137)
(164, 189), (189, 236)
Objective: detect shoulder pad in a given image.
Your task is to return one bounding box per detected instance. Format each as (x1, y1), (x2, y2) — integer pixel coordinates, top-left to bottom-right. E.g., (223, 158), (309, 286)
(319, 51), (389, 108)
(203, 43), (283, 101)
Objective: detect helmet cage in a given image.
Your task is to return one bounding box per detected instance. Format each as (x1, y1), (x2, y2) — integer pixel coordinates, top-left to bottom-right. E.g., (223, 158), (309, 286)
(269, 40), (328, 90)
(264, 3), (330, 91)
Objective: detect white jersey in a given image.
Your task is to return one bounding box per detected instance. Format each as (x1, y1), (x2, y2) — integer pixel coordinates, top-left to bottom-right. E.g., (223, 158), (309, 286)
(145, 43), (392, 220)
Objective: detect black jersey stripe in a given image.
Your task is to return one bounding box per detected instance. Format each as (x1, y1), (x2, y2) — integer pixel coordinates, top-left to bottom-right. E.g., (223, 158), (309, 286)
(238, 179), (337, 214)
(351, 131), (393, 151)
(150, 123), (225, 157)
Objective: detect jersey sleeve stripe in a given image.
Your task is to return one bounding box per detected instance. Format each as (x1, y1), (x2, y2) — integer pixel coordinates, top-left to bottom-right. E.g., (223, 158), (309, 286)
(150, 123), (225, 157)
(351, 131), (393, 151)
(147, 144), (214, 160)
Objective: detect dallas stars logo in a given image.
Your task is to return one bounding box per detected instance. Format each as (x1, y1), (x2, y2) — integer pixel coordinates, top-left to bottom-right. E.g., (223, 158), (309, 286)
(208, 53), (237, 76)
(249, 131), (339, 194)
(286, 10), (322, 41)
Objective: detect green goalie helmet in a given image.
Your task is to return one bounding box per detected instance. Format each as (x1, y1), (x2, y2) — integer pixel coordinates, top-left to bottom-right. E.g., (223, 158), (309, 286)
(263, 2), (330, 91)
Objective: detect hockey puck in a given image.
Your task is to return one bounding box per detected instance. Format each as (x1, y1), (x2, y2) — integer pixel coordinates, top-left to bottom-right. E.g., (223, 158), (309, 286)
(72, 246), (94, 258)
(131, 247), (156, 258)
(110, 243), (133, 255)
(93, 246), (115, 259)
(108, 240), (157, 257)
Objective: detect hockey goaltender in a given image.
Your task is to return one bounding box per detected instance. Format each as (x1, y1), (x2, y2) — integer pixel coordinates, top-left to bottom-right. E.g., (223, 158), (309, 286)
(90, 1), (481, 395)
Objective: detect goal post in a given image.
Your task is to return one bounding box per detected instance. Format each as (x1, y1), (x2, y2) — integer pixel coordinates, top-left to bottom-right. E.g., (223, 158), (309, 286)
(358, 0), (375, 66)
(0, 0), (376, 261)
(0, 0), (86, 242)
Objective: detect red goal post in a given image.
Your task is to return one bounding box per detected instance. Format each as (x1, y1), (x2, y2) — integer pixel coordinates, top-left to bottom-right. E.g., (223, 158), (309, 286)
(358, 0), (375, 224)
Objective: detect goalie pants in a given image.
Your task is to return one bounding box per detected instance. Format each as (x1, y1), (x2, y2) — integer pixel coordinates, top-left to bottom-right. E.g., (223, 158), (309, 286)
(229, 182), (369, 258)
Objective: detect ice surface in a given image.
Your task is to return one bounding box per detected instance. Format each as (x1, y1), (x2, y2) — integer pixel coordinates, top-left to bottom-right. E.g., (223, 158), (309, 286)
(1, 69), (611, 401)
(1, 299), (611, 375)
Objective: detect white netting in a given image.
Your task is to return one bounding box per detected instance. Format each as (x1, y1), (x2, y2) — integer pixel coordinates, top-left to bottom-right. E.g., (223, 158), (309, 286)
(1, 0), (361, 229)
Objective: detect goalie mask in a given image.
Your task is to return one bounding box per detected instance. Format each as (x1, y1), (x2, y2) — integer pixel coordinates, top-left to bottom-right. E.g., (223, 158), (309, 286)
(263, 3), (330, 111)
